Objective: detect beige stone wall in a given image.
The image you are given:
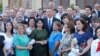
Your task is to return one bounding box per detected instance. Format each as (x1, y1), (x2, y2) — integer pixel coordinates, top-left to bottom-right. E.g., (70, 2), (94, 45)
(0, 0), (2, 4)
(32, 0), (42, 10)
(2, 0), (77, 11)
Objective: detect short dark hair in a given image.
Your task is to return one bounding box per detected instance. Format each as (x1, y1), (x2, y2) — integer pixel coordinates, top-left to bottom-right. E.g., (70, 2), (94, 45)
(85, 6), (92, 11)
(27, 17), (35, 26)
(61, 13), (68, 20)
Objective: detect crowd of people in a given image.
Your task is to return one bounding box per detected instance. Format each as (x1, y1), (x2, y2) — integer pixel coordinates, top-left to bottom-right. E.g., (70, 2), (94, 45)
(0, 1), (100, 56)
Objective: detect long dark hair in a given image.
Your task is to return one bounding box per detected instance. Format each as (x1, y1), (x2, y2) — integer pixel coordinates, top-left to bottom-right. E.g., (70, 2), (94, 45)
(4, 22), (13, 34)
(35, 18), (44, 28)
(95, 26), (100, 37)
(75, 19), (88, 32)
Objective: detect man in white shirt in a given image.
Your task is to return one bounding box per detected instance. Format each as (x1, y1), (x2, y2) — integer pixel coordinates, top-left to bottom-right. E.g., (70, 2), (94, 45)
(92, 3), (100, 17)
(55, 6), (64, 20)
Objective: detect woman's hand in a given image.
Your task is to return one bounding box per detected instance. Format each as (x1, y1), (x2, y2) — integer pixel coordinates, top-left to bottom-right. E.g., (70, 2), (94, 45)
(36, 40), (47, 45)
(77, 52), (83, 56)
(26, 45), (33, 50)
(59, 49), (65, 54)
(40, 40), (47, 45)
(49, 51), (53, 56)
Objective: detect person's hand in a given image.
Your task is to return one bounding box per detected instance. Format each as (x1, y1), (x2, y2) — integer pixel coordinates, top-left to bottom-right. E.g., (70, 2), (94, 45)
(40, 40), (47, 45)
(49, 51), (53, 56)
(76, 52), (83, 56)
(26, 45), (33, 50)
(60, 49), (66, 54)
(40, 41), (45, 45)
(43, 40), (47, 44)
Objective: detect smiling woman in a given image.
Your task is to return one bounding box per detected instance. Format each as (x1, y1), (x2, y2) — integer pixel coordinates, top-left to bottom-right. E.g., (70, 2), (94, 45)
(13, 23), (32, 56)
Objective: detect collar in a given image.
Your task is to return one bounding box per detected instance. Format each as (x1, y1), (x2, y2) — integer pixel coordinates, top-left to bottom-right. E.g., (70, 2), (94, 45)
(57, 12), (64, 15)
(48, 17), (53, 21)
(88, 14), (92, 17)
(95, 39), (100, 42)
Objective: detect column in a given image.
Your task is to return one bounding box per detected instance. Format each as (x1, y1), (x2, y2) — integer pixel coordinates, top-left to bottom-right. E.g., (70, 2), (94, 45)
(2, 0), (9, 12)
(32, 0), (42, 10)
(70, 0), (76, 6)
(24, 0), (31, 9)
(32, 0), (35, 9)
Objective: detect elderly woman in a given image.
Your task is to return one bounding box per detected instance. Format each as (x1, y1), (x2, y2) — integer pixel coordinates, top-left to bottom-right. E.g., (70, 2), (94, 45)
(13, 23), (32, 56)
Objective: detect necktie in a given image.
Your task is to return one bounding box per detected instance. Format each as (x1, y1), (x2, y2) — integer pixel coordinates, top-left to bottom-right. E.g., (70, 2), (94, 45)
(48, 19), (51, 30)
(96, 42), (100, 52)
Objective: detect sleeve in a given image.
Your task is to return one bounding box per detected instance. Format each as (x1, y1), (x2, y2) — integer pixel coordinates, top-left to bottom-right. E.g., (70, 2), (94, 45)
(55, 33), (62, 41)
(87, 31), (93, 40)
(13, 35), (20, 46)
(91, 40), (96, 56)
(30, 30), (35, 39)
(85, 32), (93, 40)
(44, 29), (49, 39)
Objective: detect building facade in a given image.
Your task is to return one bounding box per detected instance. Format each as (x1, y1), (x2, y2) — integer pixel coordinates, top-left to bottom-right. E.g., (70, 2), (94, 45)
(2, 0), (100, 11)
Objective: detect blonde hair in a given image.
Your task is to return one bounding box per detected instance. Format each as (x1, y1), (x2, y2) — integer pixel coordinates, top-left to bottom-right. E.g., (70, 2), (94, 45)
(16, 23), (25, 30)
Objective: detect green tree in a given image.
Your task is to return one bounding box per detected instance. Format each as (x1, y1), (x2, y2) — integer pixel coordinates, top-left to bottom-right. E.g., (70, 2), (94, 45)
(0, 3), (2, 11)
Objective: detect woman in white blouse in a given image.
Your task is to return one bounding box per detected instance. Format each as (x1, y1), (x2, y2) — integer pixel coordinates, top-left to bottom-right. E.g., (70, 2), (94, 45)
(3, 22), (14, 56)
(91, 26), (100, 56)
(26, 17), (35, 35)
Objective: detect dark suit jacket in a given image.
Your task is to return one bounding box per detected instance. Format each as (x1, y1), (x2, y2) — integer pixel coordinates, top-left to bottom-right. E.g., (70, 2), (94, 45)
(92, 10), (100, 17)
(23, 16), (28, 22)
(83, 14), (92, 25)
(43, 17), (60, 35)
(0, 35), (5, 56)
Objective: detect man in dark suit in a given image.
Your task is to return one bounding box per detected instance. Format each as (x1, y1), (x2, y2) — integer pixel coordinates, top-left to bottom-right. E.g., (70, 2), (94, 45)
(18, 7), (29, 22)
(84, 6), (93, 25)
(43, 8), (60, 34)
(43, 8), (60, 56)
(92, 3), (100, 17)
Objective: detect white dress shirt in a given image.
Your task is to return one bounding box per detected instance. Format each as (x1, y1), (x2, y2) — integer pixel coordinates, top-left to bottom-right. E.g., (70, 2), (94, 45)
(48, 17), (53, 27)
(91, 39), (100, 56)
(55, 13), (63, 20)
